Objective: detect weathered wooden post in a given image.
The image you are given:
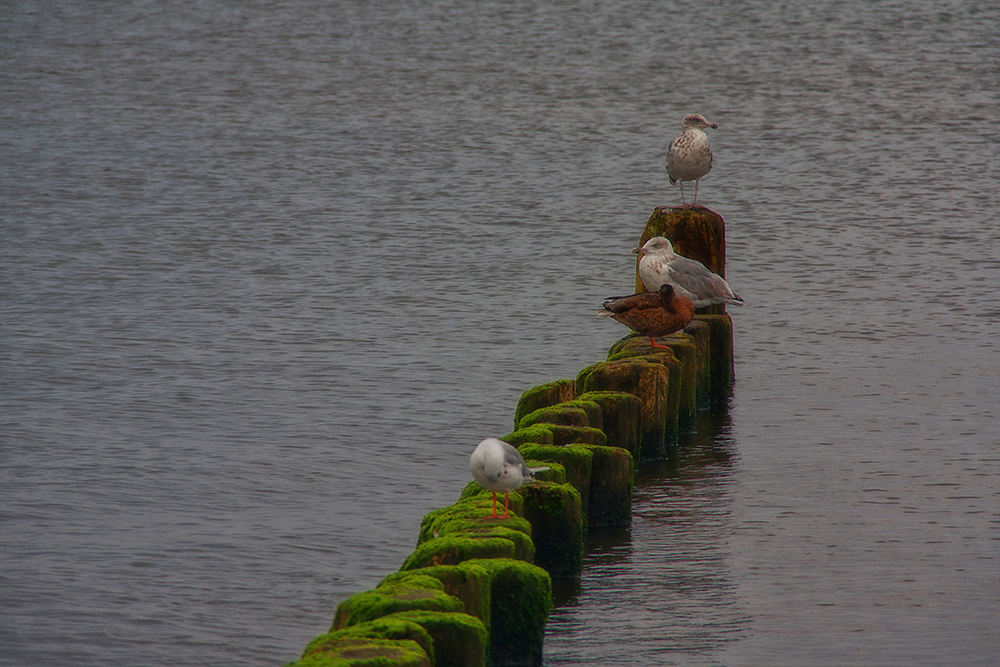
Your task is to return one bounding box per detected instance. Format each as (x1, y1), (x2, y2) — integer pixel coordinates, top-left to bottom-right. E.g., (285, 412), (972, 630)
(636, 206), (735, 401)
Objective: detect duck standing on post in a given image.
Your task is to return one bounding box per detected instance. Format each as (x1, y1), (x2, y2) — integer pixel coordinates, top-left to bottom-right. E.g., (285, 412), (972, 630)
(597, 283), (695, 349)
(665, 113), (718, 206)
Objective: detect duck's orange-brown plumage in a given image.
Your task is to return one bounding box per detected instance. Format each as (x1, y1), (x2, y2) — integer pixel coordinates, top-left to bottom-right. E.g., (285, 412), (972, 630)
(598, 283), (695, 348)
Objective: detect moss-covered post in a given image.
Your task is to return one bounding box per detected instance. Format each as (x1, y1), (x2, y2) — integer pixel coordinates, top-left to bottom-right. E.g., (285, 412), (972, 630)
(576, 391), (642, 461)
(576, 445), (634, 527)
(579, 353), (676, 459)
(518, 481), (584, 577)
(385, 610), (488, 667)
(661, 334), (698, 433)
(517, 444), (593, 528)
(503, 423), (606, 447)
(332, 576), (465, 630)
(517, 400), (602, 432)
(381, 563), (493, 633)
(513, 380), (577, 428)
(294, 636), (433, 667)
(467, 558), (552, 667)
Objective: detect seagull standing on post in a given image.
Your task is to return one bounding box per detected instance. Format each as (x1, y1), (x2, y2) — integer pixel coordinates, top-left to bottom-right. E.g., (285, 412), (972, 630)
(470, 438), (548, 519)
(665, 113), (718, 206)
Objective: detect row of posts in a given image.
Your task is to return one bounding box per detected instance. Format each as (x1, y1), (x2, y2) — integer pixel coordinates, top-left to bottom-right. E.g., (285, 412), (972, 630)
(286, 207), (735, 667)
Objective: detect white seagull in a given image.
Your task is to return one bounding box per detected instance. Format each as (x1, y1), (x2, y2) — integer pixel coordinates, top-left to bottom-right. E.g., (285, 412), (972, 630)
(634, 236), (744, 308)
(665, 113), (718, 206)
(470, 438), (549, 519)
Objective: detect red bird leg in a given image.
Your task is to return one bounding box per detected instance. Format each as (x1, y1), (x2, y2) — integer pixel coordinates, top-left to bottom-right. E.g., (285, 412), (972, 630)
(501, 492), (510, 519)
(649, 336), (670, 349)
(490, 491), (500, 518)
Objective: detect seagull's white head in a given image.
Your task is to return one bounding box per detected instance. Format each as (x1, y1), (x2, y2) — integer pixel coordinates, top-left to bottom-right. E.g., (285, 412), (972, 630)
(633, 236), (675, 258)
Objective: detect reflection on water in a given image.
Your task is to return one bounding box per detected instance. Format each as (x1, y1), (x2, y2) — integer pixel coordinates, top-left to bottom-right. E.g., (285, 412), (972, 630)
(546, 408), (745, 666)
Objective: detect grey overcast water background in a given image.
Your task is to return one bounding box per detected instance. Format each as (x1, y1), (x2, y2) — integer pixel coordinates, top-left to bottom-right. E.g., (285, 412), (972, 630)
(2, 1), (999, 665)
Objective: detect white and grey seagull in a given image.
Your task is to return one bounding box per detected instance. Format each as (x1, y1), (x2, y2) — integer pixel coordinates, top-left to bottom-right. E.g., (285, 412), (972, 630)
(634, 236), (744, 308)
(470, 438), (548, 519)
(665, 113), (718, 206)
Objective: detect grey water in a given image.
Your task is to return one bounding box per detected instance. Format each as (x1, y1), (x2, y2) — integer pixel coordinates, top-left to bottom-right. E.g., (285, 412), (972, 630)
(2, 1), (998, 665)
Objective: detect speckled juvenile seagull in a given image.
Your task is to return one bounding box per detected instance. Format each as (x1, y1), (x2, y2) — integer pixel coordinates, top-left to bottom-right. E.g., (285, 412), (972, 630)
(665, 113), (718, 206)
(634, 236), (744, 308)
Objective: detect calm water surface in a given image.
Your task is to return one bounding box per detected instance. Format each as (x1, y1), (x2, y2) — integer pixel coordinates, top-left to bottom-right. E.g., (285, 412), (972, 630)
(2, 1), (999, 665)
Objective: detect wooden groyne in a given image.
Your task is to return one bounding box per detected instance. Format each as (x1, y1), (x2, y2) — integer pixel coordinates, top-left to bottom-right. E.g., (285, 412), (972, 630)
(287, 207), (735, 667)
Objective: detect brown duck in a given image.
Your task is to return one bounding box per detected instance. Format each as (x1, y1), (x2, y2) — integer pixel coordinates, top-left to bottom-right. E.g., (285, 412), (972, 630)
(597, 283), (695, 348)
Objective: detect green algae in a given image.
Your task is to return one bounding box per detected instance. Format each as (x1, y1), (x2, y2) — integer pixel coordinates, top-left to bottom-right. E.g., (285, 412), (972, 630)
(332, 580), (463, 631)
(401, 535), (519, 571)
(518, 481), (583, 577)
(517, 405), (590, 430)
(381, 561), (492, 633)
(499, 424), (554, 447)
(303, 618), (435, 665)
(518, 444), (593, 527)
(516, 399), (603, 432)
(512, 379), (576, 429)
(465, 558), (551, 667)
(288, 637), (432, 667)
(386, 611), (488, 667)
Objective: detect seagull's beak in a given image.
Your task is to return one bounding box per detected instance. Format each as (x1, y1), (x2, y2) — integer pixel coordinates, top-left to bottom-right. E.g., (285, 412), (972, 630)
(710, 123), (719, 129)
(632, 247), (643, 255)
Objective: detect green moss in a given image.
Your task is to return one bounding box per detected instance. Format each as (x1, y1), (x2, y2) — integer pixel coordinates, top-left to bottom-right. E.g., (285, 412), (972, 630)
(518, 444), (593, 528)
(332, 580), (463, 630)
(499, 424), (554, 447)
(400, 535), (519, 571)
(381, 561), (493, 632)
(516, 399), (603, 431)
(457, 483), (526, 517)
(304, 618), (435, 665)
(386, 611), (488, 667)
(518, 404), (589, 430)
(513, 379), (576, 429)
(518, 482), (583, 577)
(287, 637), (432, 667)
(527, 459), (566, 484)
(417, 501), (532, 545)
(466, 558), (552, 667)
